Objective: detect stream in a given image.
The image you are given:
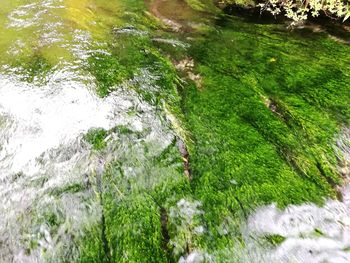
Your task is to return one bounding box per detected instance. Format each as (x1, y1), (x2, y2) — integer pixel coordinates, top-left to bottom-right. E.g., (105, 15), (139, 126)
(0, 0), (350, 262)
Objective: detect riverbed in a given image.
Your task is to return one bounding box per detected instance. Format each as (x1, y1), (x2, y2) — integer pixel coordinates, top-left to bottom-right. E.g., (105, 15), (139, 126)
(0, 0), (349, 262)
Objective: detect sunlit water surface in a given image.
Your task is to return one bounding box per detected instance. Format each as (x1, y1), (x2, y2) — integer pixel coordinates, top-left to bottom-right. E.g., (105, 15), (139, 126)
(0, 0), (350, 262)
(0, 0), (174, 261)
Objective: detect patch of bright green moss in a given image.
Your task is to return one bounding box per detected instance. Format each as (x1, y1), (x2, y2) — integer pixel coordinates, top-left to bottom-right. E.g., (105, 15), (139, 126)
(101, 156), (189, 262)
(87, 53), (128, 97)
(87, 32), (182, 106)
(84, 128), (108, 151)
(78, 1), (350, 261)
(264, 234), (286, 245)
(77, 224), (108, 263)
(179, 15), (350, 253)
(78, 126), (191, 262)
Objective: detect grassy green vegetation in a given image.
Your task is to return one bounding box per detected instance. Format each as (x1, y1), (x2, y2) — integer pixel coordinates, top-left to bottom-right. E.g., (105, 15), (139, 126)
(68, 2), (195, 260)
(10, 53), (53, 83)
(84, 128), (109, 151)
(86, 0), (181, 102)
(78, 0), (350, 260)
(87, 26), (183, 113)
(78, 225), (109, 263)
(184, 0), (219, 12)
(49, 183), (86, 196)
(264, 234), (286, 246)
(180, 15), (350, 253)
(79, 130), (191, 262)
(8, 0), (348, 261)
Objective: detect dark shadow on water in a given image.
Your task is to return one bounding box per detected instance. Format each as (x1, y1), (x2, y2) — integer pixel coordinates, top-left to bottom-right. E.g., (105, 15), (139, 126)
(220, 4), (350, 44)
(221, 4), (284, 25)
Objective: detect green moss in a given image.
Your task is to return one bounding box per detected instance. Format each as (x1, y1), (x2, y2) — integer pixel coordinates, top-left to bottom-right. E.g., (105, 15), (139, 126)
(178, 15), (350, 252)
(100, 143), (190, 262)
(152, 37), (189, 62)
(112, 125), (134, 135)
(78, 123), (191, 261)
(184, 0), (218, 12)
(87, 32), (182, 106)
(264, 234), (286, 245)
(66, 1), (350, 261)
(105, 196), (168, 262)
(12, 53), (52, 83)
(87, 53), (128, 97)
(84, 128), (108, 151)
(78, 225), (108, 263)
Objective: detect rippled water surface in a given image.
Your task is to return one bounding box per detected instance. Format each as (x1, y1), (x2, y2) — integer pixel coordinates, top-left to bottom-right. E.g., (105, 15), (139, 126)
(0, 0), (176, 261)
(1, 0), (350, 262)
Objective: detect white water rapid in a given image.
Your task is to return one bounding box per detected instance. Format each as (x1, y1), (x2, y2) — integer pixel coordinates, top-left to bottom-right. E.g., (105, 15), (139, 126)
(0, 0), (175, 261)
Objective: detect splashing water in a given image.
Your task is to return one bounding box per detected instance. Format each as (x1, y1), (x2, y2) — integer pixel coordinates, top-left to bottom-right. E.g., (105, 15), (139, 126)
(0, 70), (174, 261)
(0, 74), (114, 177)
(0, 0), (176, 261)
(226, 130), (350, 263)
(197, 131), (350, 263)
(0, 70), (175, 261)
(1, 0), (350, 262)
(244, 196), (350, 263)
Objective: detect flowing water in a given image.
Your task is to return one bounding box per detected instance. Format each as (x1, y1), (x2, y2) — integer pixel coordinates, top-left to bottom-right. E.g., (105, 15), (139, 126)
(0, 0), (177, 261)
(0, 0), (350, 262)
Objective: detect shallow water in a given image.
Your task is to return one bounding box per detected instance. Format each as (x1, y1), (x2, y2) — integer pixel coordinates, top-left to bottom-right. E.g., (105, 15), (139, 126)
(0, 0), (349, 262)
(0, 0), (176, 261)
(244, 196), (350, 262)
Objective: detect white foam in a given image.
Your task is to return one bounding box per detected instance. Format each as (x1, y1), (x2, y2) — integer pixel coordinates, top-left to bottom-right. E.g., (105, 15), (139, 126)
(7, 0), (64, 29)
(0, 63), (176, 261)
(0, 74), (116, 177)
(0, 0), (178, 261)
(242, 193), (350, 263)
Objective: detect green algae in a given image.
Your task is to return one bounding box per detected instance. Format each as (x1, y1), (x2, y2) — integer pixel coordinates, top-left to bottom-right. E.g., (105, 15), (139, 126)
(84, 128), (109, 150)
(178, 14), (350, 254)
(79, 1), (350, 260)
(184, 0), (218, 12)
(87, 53), (128, 97)
(87, 30), (183, 109)
(78, 129), (191, 262)
(78, 225), (109, 263)
(264, 234), (286, 246)
(2, 0), (350, 261)
(8, 53), (53, 84)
